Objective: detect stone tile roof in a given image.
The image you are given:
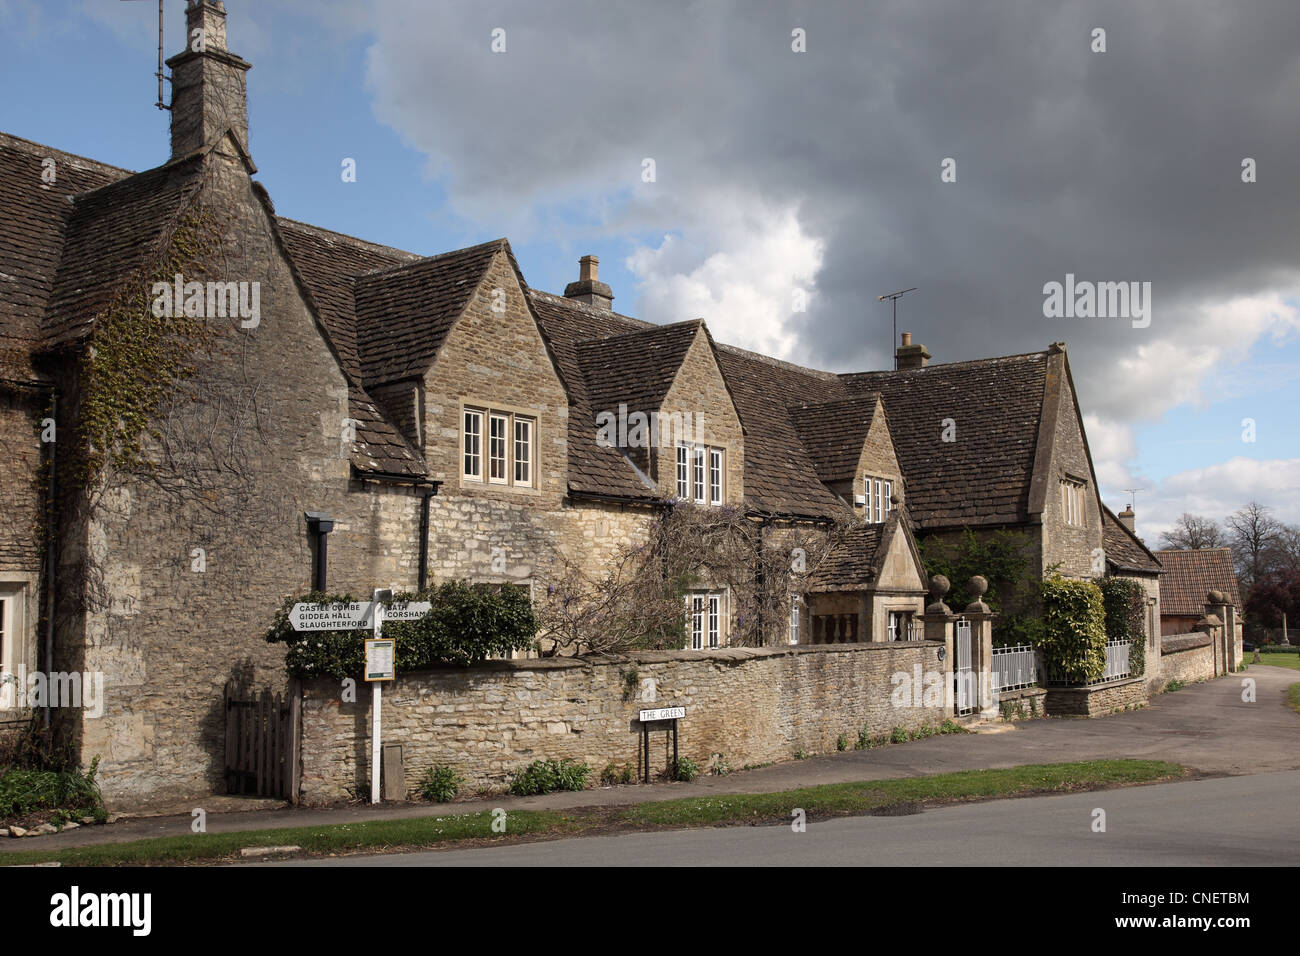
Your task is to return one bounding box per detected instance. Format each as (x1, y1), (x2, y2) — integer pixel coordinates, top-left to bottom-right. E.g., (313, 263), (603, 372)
(353, 239), (507, 387)
(0, 134), (130, 375)
(346, 385), (426, 477)
(1102, 504), (1163, 575)
(806, 523), (885, 591)
(788, 394), (880, 483)
(711, 344), (848, 519)
(1155, 547), (1242, 614)
(527, 290), (661, 500)
(575, 320), (702, 418)
(44, 158), (206, 350)
(276, 217), (418, 385)
(840, 352), (1049, 528)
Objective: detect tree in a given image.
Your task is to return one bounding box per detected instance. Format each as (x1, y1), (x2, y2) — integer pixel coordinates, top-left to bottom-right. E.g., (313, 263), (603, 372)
(1157, 513), (1224, 551)
(1244, 569), (1300, 640)
(1226, 501), (1282, 595)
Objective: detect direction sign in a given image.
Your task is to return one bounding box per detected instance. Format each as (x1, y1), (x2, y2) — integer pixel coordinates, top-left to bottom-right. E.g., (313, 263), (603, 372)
(288, 600), (434, 631)
(289, 601), (373, 631)
(639, 706), (685, 722)
(383, 601), (432, 621)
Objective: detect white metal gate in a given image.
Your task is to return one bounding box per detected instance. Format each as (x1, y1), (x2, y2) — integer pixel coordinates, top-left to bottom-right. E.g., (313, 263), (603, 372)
(954, 617), (974, 716)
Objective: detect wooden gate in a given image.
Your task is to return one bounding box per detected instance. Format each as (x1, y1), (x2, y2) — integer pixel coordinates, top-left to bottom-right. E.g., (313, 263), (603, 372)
(224, 681), (300, 801)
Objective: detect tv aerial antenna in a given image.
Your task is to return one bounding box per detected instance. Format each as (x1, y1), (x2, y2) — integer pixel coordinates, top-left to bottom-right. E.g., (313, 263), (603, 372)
(1123, 488), (1144, 509)
(878, 287), (917, 370)
(121, 0), (171, 111)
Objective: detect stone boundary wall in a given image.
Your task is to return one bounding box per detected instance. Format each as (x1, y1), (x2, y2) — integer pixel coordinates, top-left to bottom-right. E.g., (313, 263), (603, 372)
(1043, 677), (1147, 717)
(1159, 634), (1215, 689)
(299, 641), (948, 803)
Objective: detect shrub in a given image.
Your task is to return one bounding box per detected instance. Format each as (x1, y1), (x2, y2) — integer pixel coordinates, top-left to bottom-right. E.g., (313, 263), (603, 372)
(265, 581), (538, 679)
(600, 763), (635, 786)
(1038, 576), (1107, 684)
(938, 719), (966, 735)
(673, 756), (700, 782)
(418, 765), (463, 803)
(0, 757), (106, 821)
(855, 725), (872, 750)
(709, 753), (731, 776)
(890, 726), (910, 744)
(836, 734), (848, 752)
(508, 758), (590, 796)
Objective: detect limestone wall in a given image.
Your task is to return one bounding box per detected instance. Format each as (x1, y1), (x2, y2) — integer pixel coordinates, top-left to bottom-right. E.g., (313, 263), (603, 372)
(299, 641), (949, 803)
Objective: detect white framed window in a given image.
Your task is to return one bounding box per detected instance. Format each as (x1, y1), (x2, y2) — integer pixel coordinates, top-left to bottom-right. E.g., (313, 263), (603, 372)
(1061, 479), (1085, 527)
(862, 475), (893, 524)
(0, 590), (25, 710)
(489, 413), (509, 484)
(709, 448), (723, 505)
(883, 480), (892, 518)
(789, 594), (801, 645)
(464, 406), (536, 488)
(463, 410), (483, 480)
(676, 442), (724, 505)
(513, 418), (532, 486)
(685, 590), (725, 649)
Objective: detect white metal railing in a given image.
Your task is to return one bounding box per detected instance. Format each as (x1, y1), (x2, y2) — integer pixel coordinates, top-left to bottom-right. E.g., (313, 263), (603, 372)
(992, 644), (1038, 692)
(1046, 640), (1132, 686)
(1103, 639), (1132, 682)
(907, 620), (923, 642)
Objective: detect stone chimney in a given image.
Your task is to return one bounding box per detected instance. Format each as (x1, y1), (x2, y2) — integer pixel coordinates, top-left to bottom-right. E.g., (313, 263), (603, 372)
(1118, 505), (1135, 534)
(165, 1), (253, 160)
(564, 255), (614, 310)
(895, 331), (931, 370)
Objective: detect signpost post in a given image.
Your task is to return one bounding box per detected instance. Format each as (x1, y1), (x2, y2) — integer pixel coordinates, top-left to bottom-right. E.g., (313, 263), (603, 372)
(638, 706), (685, 783)
(288, 590), (423, 805)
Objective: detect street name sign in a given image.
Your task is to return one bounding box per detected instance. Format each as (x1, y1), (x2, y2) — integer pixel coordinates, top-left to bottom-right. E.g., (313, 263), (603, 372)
(639, 706), (685, 722)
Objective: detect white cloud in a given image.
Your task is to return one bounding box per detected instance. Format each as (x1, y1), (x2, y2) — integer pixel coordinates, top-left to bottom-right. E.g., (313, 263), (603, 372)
(625, 194), (824, 360)
(1129, 457), (1300, 544)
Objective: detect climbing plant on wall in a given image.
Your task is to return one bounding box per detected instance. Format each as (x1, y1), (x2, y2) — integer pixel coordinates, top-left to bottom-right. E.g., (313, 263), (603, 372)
(1098, 576), (1147, 677)
(1038, 576), (1107, 683)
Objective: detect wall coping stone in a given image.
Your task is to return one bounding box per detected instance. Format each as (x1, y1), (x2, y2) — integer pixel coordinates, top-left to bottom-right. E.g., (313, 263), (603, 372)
(1162, 633), (1213, 654)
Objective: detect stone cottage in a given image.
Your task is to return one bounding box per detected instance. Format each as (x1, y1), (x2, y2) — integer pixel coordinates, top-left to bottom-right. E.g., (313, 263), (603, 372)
(0, 1), (1151, 802)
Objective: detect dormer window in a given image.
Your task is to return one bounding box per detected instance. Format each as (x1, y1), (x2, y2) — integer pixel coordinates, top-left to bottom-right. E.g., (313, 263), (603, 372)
(862, 476), (893, 523)
(676, 442), (724, 505)
(463, 405), (535, 488)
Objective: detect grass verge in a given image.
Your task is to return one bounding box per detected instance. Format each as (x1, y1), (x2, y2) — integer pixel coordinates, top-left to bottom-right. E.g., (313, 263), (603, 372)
(0, 759), (1184, 867)
(1288, 683), (1300, 716)
(1250, 651), (1300, 671)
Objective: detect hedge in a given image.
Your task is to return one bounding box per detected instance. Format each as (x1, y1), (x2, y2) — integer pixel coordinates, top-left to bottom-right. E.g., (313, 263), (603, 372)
(265, 581), (538, 679)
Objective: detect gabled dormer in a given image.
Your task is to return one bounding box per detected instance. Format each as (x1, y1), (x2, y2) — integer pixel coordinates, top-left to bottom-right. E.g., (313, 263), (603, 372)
(789, 393), (903, 522)
(575, 319), (744, 504)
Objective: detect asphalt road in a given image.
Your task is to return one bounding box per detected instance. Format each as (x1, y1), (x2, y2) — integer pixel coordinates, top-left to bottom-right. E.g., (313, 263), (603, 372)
(278, 771), (1300, 866)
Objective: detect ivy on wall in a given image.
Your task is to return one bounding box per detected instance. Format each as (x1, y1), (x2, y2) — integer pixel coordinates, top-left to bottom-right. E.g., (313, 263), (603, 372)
(917, 528), (1045, 646)
(73, 205), (223, 489)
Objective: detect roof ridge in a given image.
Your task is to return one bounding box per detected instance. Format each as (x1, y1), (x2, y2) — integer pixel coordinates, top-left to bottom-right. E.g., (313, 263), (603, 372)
(574, 317), (703, 346)
(840, 349), (1051, 380)
(527, 289), (654, 328)
(0, 131), (135, 177)
(356, 238), (508, 281)
(276, 216), (421, 261)
(714, 341), (841, 383)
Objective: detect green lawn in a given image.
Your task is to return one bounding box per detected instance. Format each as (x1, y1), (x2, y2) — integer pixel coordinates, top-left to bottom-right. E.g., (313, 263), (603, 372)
(1249, 650), (1300, 671)
(0, 759), (1185, 867)
(1288, 683), (1300, 716)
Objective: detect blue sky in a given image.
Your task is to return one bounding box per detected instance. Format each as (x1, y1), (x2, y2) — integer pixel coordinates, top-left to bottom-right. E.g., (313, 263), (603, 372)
(3, 0), (1297, 538)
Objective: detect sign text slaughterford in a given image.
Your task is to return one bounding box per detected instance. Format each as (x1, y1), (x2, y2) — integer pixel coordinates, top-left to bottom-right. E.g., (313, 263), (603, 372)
(288, 601), (373, 631)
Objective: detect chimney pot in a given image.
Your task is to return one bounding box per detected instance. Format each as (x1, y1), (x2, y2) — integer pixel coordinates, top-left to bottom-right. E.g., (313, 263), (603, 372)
(1118, 505), (1135, 534)
(564, 255), (614, 310)
(895, 334), (931, 370)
